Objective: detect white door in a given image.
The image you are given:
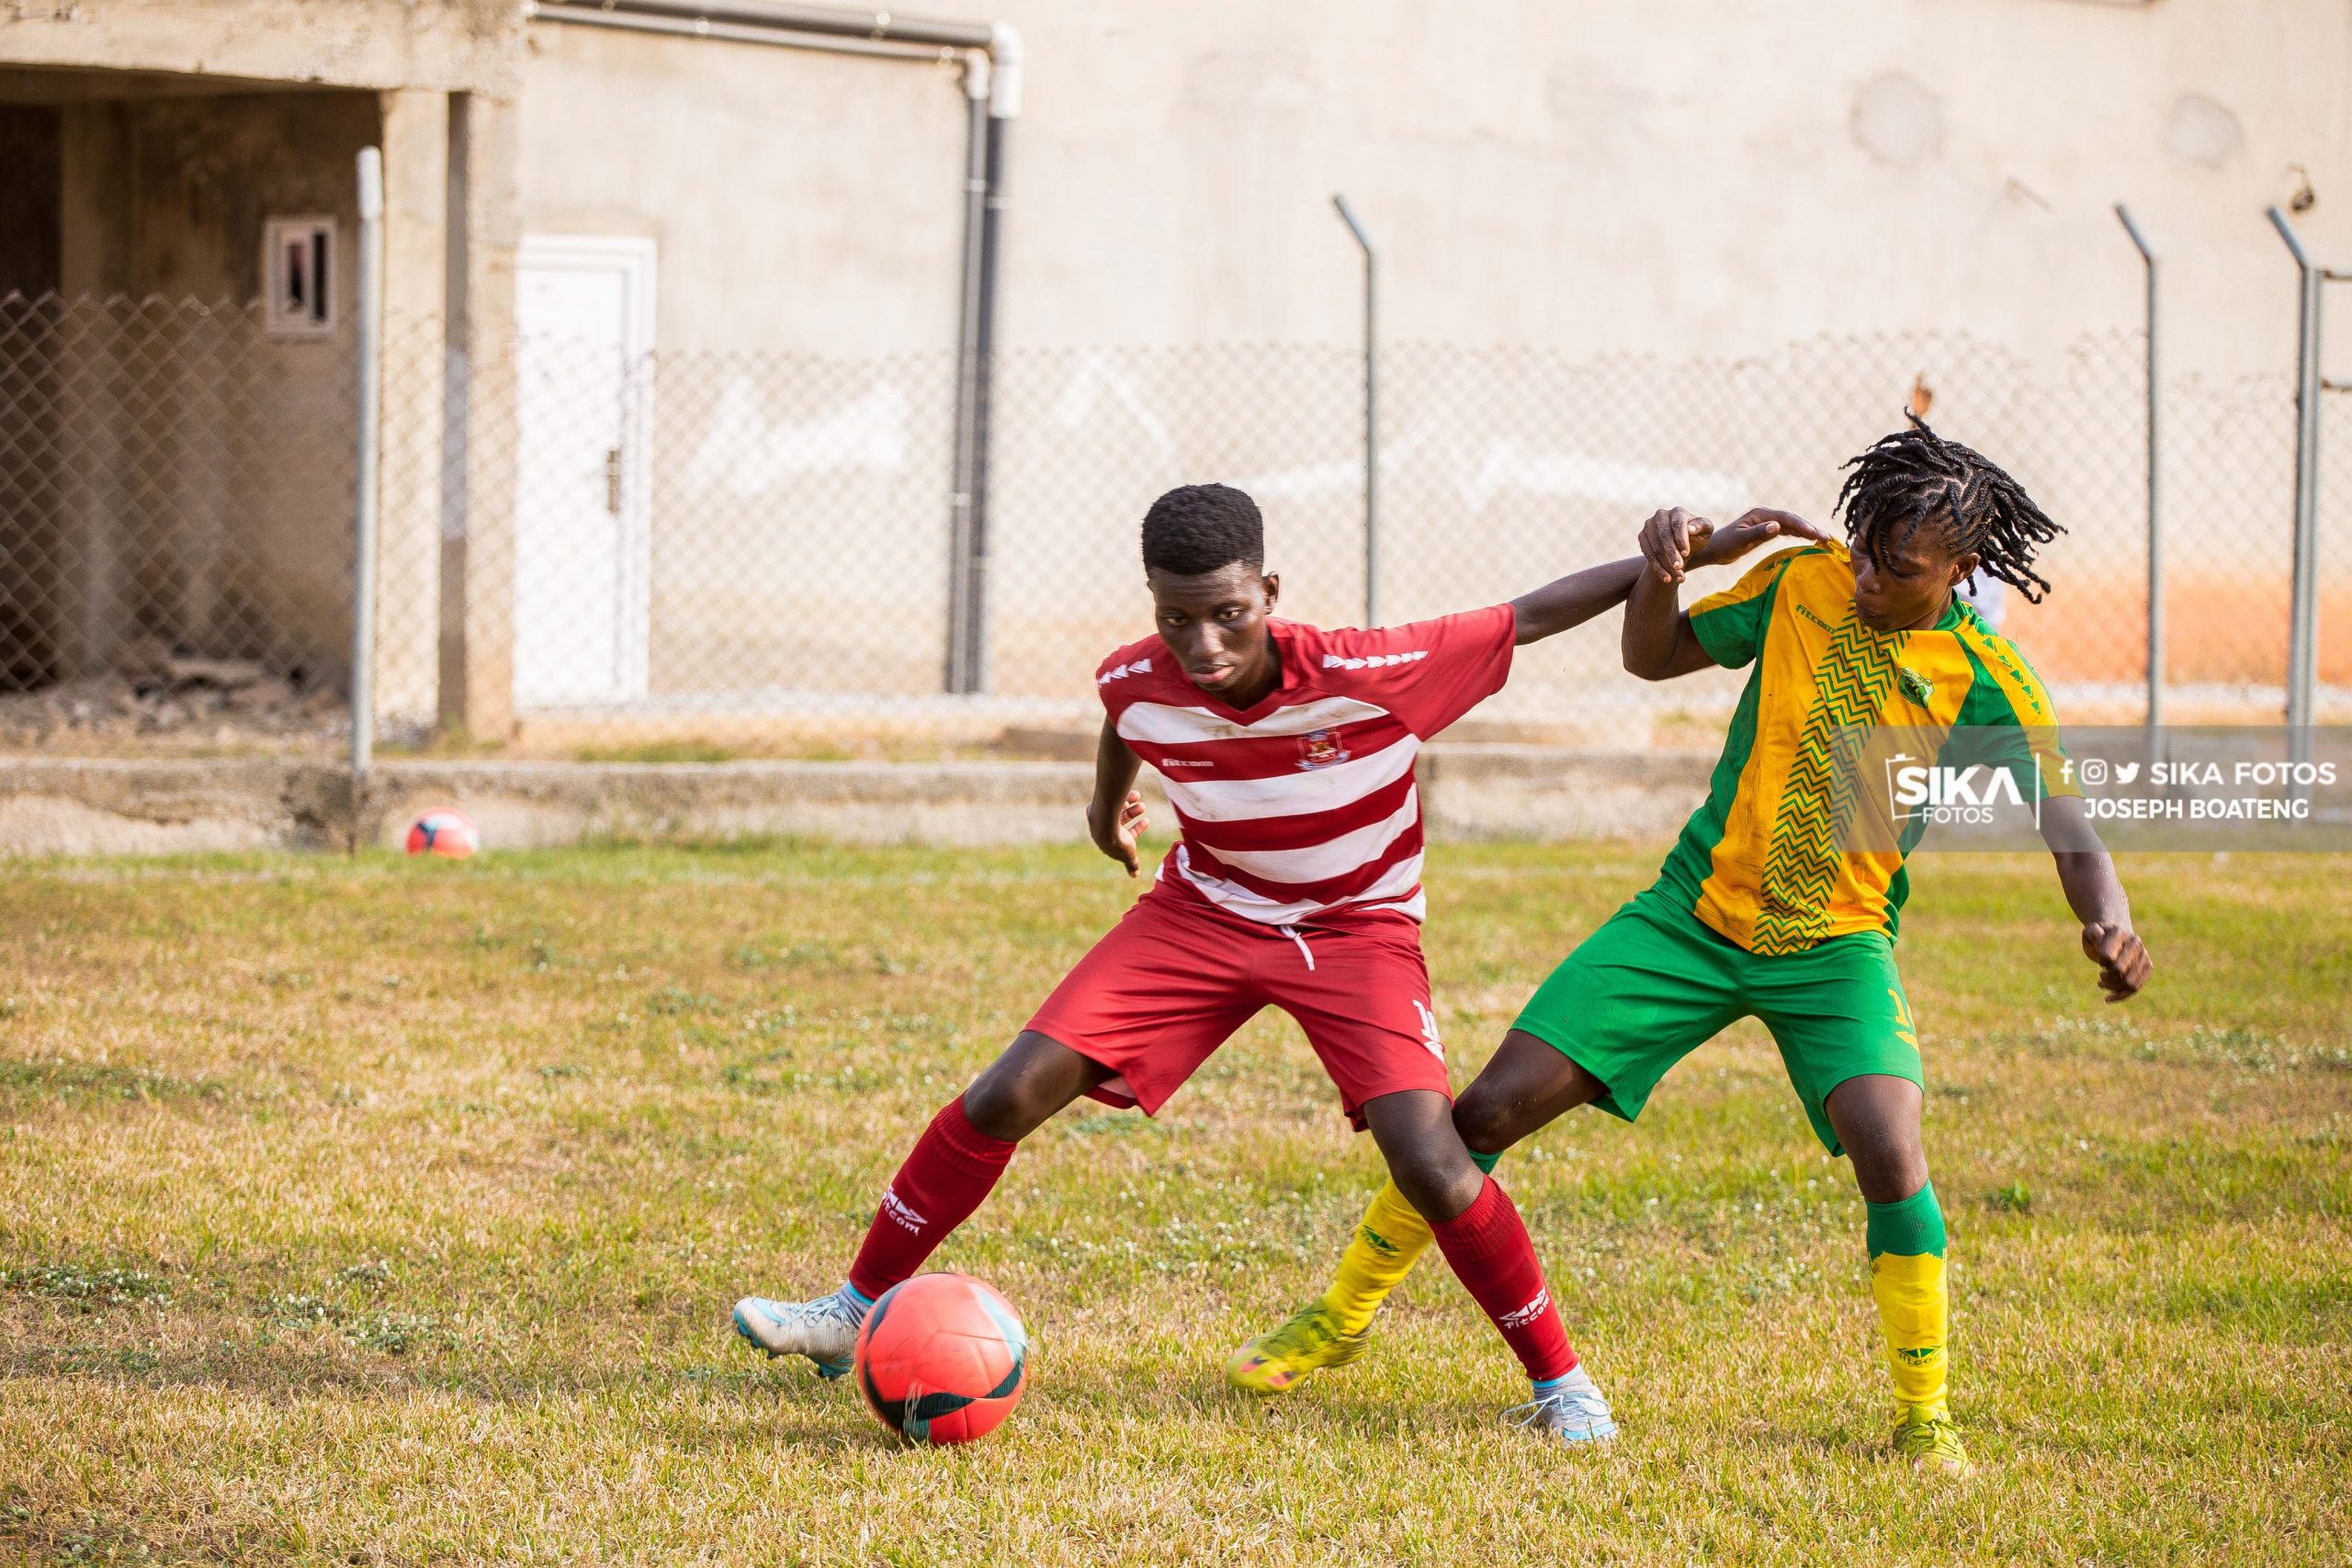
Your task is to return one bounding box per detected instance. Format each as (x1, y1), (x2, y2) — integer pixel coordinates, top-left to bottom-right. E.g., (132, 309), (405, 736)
(514, 235), (656, 706)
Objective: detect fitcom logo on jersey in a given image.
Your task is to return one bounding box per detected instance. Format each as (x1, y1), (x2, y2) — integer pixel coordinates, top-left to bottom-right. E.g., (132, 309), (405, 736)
(1883, 753), (2040, 827)
(1295, 728), (1351, 771)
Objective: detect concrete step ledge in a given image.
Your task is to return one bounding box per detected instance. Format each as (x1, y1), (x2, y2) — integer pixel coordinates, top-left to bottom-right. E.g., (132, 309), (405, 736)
(0, 749), (1718, 856)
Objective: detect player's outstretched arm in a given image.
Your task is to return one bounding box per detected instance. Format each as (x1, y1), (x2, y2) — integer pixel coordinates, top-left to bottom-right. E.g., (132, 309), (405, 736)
(1508, 557), (1645, 646)
(2038, 795), (2154, 1002)
(1082, 714), (1150, 877)
(1623, 507), (1825, 680)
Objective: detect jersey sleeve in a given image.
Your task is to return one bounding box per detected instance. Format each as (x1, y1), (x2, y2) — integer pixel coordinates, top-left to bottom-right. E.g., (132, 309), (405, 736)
(1687, 550), (1800, 670)
(1321, 604), (1516, 738)
(1951, 628), (2077, 801)
(1092, 641), (1163, 718)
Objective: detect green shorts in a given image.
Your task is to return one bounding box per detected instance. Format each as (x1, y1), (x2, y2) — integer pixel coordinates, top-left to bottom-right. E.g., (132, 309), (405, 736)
(1512, 886), (1922, 1156)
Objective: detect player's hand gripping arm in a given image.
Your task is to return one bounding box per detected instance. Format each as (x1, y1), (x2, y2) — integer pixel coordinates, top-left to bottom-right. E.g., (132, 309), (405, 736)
(1083, 714), (1150, 877)
(1623, 507), (1827, 680)
(2038, 795), (2154, 1002)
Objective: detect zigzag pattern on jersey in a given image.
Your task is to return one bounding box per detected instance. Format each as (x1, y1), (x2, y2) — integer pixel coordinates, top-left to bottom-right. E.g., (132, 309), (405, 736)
(1752, 610), (1905, 954)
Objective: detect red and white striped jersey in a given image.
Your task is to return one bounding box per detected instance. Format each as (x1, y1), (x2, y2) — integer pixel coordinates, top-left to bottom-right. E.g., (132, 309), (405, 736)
(1095, 606), (1515, 926)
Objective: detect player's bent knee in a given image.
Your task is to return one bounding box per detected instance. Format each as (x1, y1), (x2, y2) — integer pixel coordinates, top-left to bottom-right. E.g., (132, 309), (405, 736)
(1385, 1148), (1484, 1224)
(955, 1076), (1030, 1143)
(1825, 1073), (1929, 1200)
(1450, 1083), (1520, 1156)
(961, 1032), (1097, 1142)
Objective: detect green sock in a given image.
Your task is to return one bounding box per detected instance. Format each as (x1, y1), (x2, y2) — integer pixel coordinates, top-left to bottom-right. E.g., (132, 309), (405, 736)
(1470, 1148), (1502, 1176)
(1864, 1181), (1948, 1260)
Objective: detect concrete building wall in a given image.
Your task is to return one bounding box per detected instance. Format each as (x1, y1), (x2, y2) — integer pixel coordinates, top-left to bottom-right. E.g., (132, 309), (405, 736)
(0, 104), (61, 298)
(0, 1), (516, 727)
(489, 0), (2352, 730)
(56, 90), (377, 303)
(5, 87), (379, 691)
(1009, 0), (2352, 378)
(515, 24), (967, 358)
(516, 0), (2352, 379)
(0, 0), (517, 96)
(6, 0), (2347, 739)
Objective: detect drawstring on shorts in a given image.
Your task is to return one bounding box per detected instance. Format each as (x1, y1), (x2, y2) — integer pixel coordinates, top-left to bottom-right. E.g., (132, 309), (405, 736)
(1279, 924), (1317, 972)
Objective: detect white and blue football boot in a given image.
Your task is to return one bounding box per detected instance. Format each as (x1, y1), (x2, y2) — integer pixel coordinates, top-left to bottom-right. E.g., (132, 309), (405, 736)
(731, 1286), (869, 1380)
(1503, 1366), (1620, 1444)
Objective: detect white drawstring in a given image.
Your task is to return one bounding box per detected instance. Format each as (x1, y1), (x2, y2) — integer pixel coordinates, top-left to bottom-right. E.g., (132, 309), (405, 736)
(1279, 925), (1317, 972)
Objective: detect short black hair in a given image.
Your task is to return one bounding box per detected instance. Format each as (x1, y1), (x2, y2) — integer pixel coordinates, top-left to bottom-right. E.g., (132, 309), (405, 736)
(1837, 414), (2066, 603)
(1141, 483), (1263, 577)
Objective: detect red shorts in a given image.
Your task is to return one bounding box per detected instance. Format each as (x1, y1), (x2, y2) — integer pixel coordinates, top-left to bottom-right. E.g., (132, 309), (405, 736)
(1025, 884), (1453, 1129)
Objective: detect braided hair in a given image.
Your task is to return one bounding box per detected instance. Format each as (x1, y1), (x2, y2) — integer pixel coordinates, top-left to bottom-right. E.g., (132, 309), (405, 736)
(1836, 414), (2065, 603)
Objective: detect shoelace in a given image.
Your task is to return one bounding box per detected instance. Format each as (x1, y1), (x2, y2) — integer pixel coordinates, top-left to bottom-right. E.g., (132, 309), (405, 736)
(1265, 1308), (1336, 1356)
(1900, 1416), (1963, 1452)
(1502, 1385), (1613, 1433)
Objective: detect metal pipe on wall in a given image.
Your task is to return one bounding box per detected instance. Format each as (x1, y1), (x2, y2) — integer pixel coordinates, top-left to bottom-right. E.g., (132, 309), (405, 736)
(526, 0), (1022, 694)
(944, 54), (991, 694)
(2114, 205), (2162, 748)
(537, 0), (992, 51)
(528, 5), (956, 64)
(955, 30), (1017, 693)
(1332, 195), (1378, 628)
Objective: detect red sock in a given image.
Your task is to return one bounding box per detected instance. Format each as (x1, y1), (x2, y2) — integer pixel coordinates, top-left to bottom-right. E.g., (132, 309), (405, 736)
(1428, 1178), (1578, 1382)
(845, 1097), (1018, 1300)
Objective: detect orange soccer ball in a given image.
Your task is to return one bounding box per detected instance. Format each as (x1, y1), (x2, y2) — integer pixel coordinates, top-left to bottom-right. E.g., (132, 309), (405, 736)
(404, 808), (481, 859)
(853, 1273), (1028, 1446)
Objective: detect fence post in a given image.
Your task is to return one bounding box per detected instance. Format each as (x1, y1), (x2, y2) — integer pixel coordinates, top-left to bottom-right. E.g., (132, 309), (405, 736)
(352, 148), (386, 815)
(2267, 206), (2323, 765)
(2115, 205), (2162, 750)
(1332, 195), (1378, 627)
(944, 54), (989, 694)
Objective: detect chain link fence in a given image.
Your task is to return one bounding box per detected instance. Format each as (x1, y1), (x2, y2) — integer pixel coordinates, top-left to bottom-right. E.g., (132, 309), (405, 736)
(0, 293), (356, 751)
(3, 288), (2346, 760)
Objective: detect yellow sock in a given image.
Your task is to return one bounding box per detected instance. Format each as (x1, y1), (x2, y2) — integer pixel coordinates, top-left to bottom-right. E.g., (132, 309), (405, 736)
(1871, 1252), (1950, 1416)
(1865, 1182), (1949, 1417)
(1319, 1179), (1435, 1336)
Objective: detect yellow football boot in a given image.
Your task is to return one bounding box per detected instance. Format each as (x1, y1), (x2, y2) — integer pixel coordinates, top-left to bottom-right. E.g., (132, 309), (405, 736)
(1892, 1406), (1974, 1475)
(1226, 1300), (1372, 1394)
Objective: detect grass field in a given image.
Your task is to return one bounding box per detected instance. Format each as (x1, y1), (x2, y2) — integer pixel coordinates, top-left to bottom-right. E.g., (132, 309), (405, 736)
(1, 840), (2346, 1565)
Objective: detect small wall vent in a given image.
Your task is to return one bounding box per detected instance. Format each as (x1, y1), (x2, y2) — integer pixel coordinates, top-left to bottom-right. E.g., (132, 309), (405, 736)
(263, 216), (336, 338)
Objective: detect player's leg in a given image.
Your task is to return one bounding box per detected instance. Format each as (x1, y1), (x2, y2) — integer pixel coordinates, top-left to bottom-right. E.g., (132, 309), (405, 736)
(1312, 1032), (1605, 1337)
(1823, 1073), (1964, 1472)
(1358, 1088), (1616, 1441)
(1753, 939), (1966, 1472)
(735, 890), (1251, 1378)
(732, 1031), (1107, 1375)
(1237, 890), (1739, 1394)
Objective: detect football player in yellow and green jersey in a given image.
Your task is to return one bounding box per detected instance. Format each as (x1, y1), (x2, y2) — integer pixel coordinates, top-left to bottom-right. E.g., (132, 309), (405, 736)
(1226, 418), (2155, 1473)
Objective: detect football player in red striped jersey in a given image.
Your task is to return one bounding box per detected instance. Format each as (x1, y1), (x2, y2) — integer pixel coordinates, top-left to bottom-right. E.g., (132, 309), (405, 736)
(733, 481), (1817, 1439)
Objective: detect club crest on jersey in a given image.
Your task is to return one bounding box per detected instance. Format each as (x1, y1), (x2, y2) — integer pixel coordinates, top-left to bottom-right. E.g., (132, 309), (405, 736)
(1896, 666), (1935, 708)
(1295, 728), (1351, 771)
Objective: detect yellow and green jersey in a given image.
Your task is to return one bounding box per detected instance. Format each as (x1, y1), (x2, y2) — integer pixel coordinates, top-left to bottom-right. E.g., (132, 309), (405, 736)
(1656, 542), (2074, 956)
